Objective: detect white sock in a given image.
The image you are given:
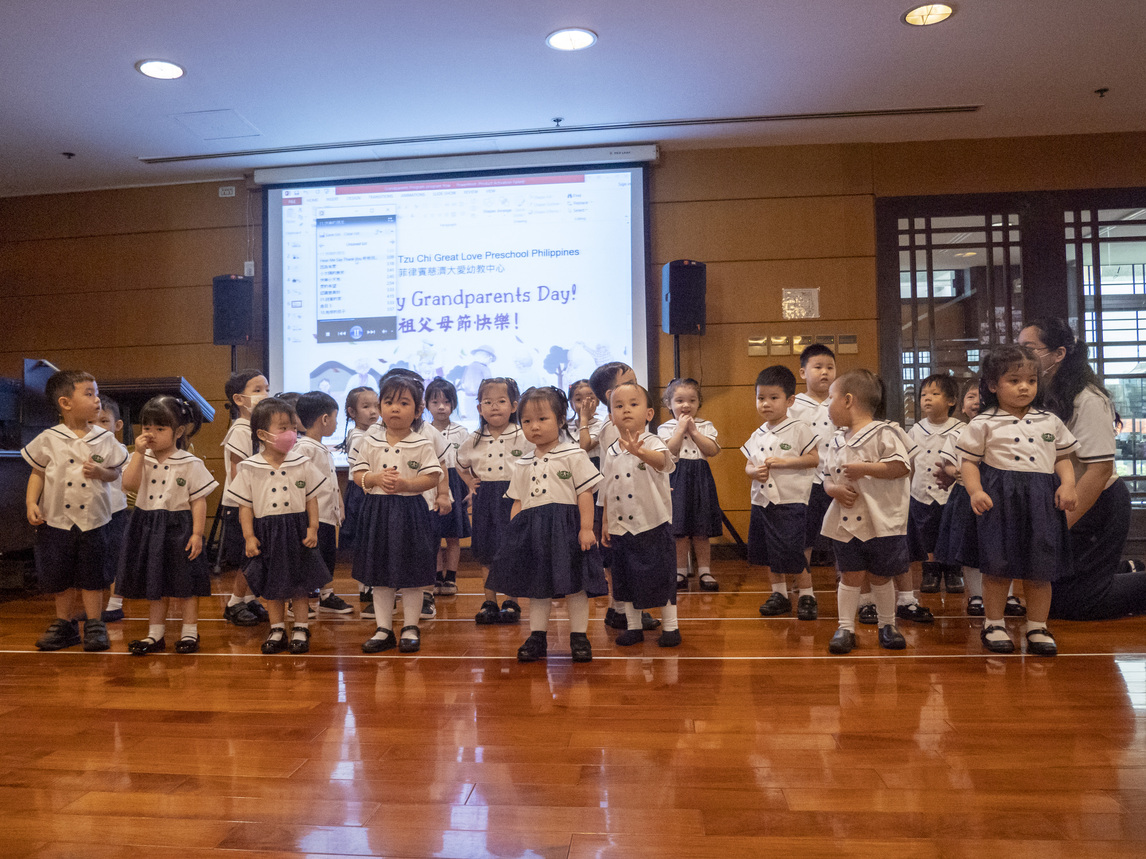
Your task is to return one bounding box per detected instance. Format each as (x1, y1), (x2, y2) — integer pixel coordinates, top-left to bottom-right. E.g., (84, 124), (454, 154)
(871, 581), (897, 628)
(292, 622), (309, 639)
(698, 566), (711, 576)
(320, 587), (334, 599)
(106, 595), (123, 611)
(858, 592), (875, 607)
(400, 588), (421, 630)
(676, 567), (688, 578)
(227, 594), (243, 607)
(797, 588), (814, 599)
(662, 601), (679, 632)
(180, 623), (198, 639)
(624, 603), (642, 631)
(372, 587), (397, 631)
(530, 598), (553, 632)
(771, 582), (789, 597)
(836, 584), (861, 631)
(148, 623), (166, 641)
(615, 600), (631, 620)
(243, 594), (259, 604)
(897, 590), (916, 607)
(567, 591), (590, 634)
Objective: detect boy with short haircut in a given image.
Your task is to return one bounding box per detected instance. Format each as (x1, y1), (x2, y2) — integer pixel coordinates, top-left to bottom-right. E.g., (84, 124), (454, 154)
(294, 390), (353, 615)
(23, 370), (128, 651)
(788, 344), (838, 569)
(904, 373), (965, 607)
(822, 369), (916, 654)
(742, 366), (821, 620)
(96, 397), (132, 622)
(588, 361), (660, 633)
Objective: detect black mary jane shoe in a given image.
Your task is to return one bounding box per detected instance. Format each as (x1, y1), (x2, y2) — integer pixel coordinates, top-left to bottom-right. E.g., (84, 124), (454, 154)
(362, 627), (397, 653)
(288, 627), (312, 654)
(398, 625), (421, 653)
(128, 636), (166, 656)
(1025, 627), (1058, 657)
(570, 632), (593, 663)
(261, 629), (289, 654)
(174, 635), (200, 654)
(517, 631), (548, 662)
(980, 624), (1015, 654)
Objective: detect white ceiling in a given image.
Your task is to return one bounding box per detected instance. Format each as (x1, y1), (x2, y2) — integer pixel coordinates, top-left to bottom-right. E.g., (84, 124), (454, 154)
(2, 0), (1145, 197)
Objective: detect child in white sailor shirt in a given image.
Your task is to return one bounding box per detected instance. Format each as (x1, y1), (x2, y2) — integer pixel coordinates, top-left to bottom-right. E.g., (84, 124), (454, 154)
(426, 377), (471, 597)
(22, 371), (128, 651)
(599, 382), (681, 647)
(455, 377), (531, 624)
(743, 367), (820, 621)
(486, 386), (606, 663)
(821, 370), (916, 655)
(568, 379), (604, 461)
(230, 398), (330, 655)
(789, 344), (838, 567)
(351, 376), (443, 654)
(958, 345), (1078, 656)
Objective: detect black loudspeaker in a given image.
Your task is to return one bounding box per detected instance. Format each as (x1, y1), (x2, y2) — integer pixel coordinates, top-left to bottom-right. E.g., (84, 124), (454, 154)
(212, 275), (254, 345)
(661, 259), (706, 335)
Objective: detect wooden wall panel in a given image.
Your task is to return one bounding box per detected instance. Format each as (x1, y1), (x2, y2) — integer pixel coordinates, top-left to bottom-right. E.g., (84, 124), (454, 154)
(651, 195), (874, 263)
(652, 143), (874, 202)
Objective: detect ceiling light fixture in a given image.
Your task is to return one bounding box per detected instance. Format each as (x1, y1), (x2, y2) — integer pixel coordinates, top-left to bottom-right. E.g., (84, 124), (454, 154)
(903, 4), (954, 26)
(546, 28), (597, 51)
(135, 59), (185, 80)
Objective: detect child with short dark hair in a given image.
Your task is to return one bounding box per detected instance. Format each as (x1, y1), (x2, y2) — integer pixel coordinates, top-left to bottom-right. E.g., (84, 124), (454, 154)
(339, 385), (380, 612)
(96, 397), (131, 623)
(426, 377), (470, 596)
(119, 396), (215, 655)
(23, 370), (128, 651)
(789, 344), (838, 569)
(822, 369), (916, 654)
(899, 372), (965, 622)
(742, 366), (821, 620)
(295, 390), (353, 616)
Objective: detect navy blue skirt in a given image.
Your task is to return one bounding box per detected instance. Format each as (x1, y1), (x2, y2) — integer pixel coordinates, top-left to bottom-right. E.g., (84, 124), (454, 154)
(340, 480), (365, 550)
(609, 523), (677, 609)
(669, 458), (723, 538)
(104, 507), (130, 590)
(352, 493), (437, 589)
(436, 467), (472, 540)
(976, 464), (1071, 582)
(935, 484), (978, 568)
(118, 508), (212, 600)
(470, 479), (513, 565)
(243, 511), (331, 600)
(486, 503), (608, 600)
(907, 498), (944, 562)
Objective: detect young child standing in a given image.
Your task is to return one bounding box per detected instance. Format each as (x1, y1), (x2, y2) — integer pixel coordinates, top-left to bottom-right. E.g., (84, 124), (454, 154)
(96, 397), (131, 623)
(230, 398), (331, 655)
(898, 373), (965, 623)
(658, 378), (723, 592)
(788, 344), (838, 569)
(568, 379), (603, 463)
(295, 391), (353, 615)
(456, 377), (530, 625)
(351, 375), (443, 654)
(600, 382), (681, 647)
(822, 370), (915, 654)
(958, 345), (1078, 656)
(339, 386), (380, 613)
(486, 386), (606, 663)
(23, 370), (127, 651)
(220, 369), (271, 627)
(426, 377), (471, 596)
(741, 366), (821, 620)
(118, 396), (216, 655)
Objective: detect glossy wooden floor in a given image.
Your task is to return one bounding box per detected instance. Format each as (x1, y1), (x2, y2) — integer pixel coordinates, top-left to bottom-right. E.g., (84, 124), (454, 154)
(2, 560), (1146, 859)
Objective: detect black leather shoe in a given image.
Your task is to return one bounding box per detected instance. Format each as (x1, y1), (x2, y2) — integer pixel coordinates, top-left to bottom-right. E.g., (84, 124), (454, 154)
(878, 624), (906, 650)
(657, 629), (682, 647)
(261, 629), (289, 654)
(943, 565), (965, 593)
(857, 604), (879, 625)
(83, 619), (111, 652)
(475, 600), (500, 624)
(920, 561), (942, 593)
(641, 611), (661, 630)
(797, 594), (818, 621)
(1025, 627), (1057, 657)
(896, 603), (934, 624)
(362, 628), (397, 653)
(615, 629), (644, 646)
(398, 625), (421, 653)
(223, 603), (260, 627)
(1004, 595), (1027, 617)
(829, 628), (856, 654)
(288, 627), (311, 654)
(498, 599), (522, 624)
(981, 624), (1015, 654)
(570, 632), (593, 663)
(128, 635), (166, 656)
(175, 635), (200, 654)
(36, 619), (81, 651)
(603, 607), (627, 629)
(244, 600), (270, 623)
(517, 631), (548, 662)
(967, 596), (985, 617)
(759, 593), (792, 617)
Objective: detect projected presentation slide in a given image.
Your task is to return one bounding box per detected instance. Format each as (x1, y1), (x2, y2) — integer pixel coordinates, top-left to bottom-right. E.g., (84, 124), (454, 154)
(268, 167), (647, 440)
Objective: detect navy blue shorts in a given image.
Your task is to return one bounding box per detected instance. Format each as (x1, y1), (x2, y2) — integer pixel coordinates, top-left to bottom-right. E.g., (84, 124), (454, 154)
(832, 535), (909, 579)
(748, 503), (808, 575)
(805, 482), (832, 550)
(35, 523), (111, 593)
(317, 521), (337, 579)
(907, 498), (944, 562)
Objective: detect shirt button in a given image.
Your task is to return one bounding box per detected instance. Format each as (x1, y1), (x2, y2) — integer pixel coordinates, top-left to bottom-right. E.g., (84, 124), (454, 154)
(65, 504), (70, 509)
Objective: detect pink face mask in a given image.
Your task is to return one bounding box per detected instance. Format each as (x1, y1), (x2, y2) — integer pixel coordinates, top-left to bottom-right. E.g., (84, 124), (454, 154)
(265, 429), (297, 453)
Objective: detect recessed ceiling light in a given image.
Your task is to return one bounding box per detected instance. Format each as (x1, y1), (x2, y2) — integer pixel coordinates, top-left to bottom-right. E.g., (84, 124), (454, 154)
(135, 59), (185, 80)
(903, 4), (954, 26)
(546, 28), (597, 51)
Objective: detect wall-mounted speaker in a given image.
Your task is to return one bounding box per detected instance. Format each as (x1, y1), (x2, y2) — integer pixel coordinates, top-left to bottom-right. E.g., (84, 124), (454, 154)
(661, 259), (706, 335)
(212, 275), (254, 345)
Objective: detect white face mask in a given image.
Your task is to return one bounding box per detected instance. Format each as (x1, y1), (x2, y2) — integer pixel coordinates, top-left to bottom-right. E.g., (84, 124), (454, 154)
(244, 393), (267, 408)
